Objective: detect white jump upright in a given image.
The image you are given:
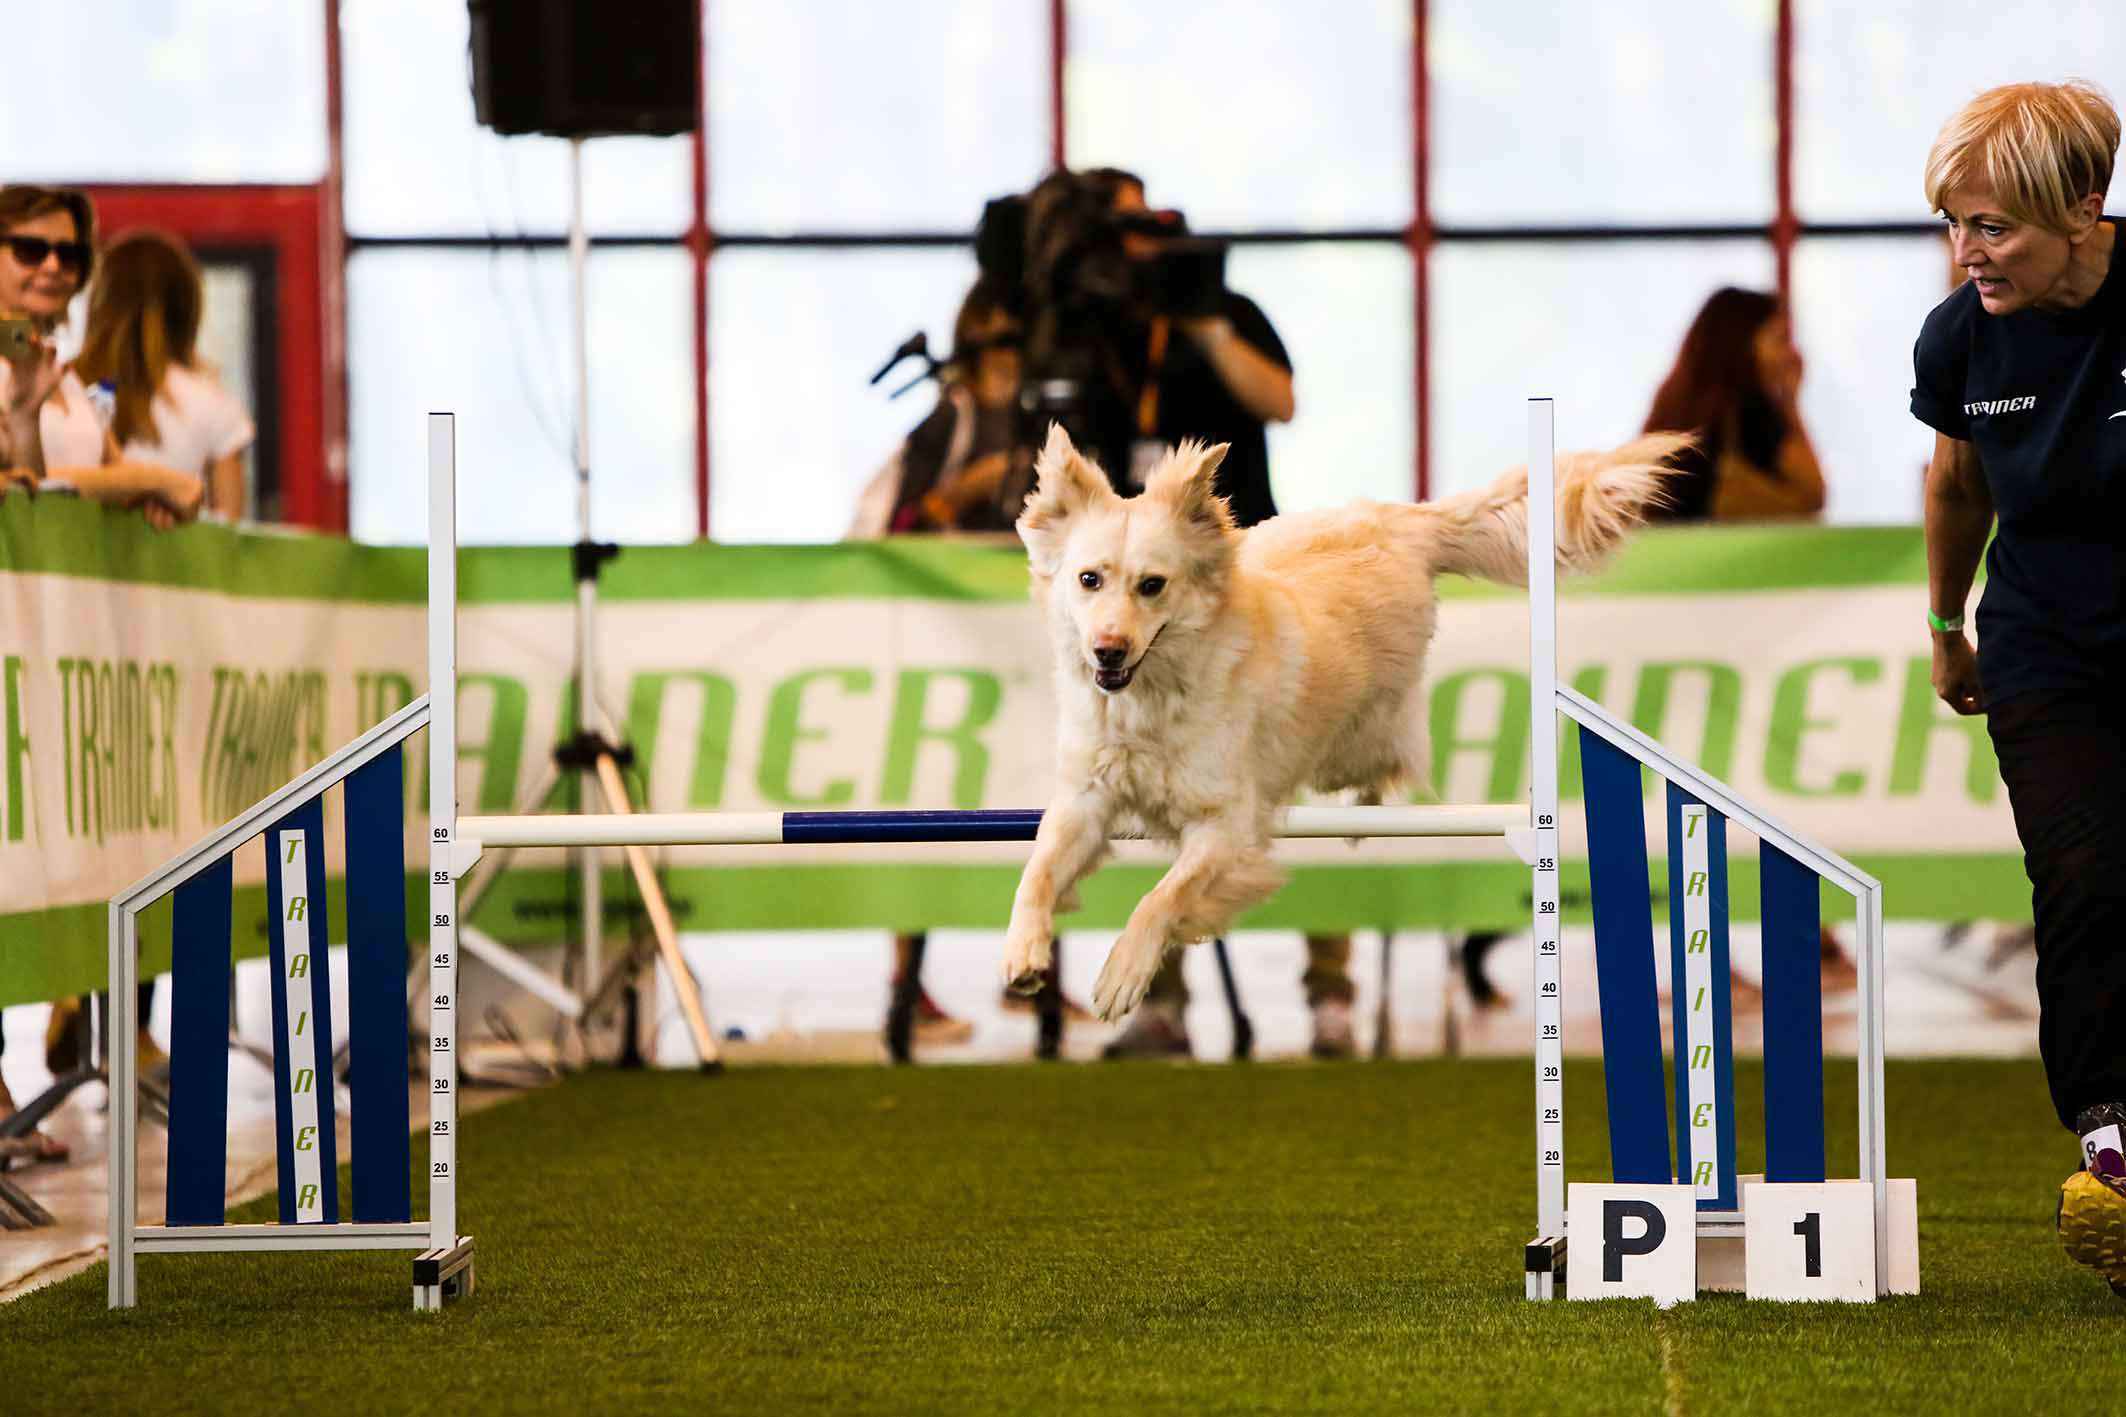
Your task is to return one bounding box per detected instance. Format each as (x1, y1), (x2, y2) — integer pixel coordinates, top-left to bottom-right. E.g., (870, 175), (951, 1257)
(1518, 399), (1895, 1302)
(1525, 399), (1568, 1285)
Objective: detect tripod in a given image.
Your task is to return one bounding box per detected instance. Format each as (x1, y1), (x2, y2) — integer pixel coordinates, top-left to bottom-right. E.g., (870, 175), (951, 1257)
(446, 137), (719, 1076)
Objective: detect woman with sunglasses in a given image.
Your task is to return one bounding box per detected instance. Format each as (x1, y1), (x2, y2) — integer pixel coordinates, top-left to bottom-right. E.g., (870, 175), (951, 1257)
(0, 185), (203, 524)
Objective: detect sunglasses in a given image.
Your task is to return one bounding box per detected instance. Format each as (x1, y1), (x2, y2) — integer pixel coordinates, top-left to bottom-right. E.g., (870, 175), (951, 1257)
(3, 236), (88, 274)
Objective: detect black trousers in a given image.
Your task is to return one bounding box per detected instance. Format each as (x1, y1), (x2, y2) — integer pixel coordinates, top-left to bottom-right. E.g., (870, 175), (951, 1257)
(1987, 691), (2126, 1130)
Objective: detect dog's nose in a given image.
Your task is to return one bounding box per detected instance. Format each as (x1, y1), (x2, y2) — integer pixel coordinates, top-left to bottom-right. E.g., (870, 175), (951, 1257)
(1093, 645), (1128, 670)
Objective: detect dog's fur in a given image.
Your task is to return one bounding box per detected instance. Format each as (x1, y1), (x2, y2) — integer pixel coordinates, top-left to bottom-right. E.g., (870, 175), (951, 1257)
(1001, 423), (1688, 1021)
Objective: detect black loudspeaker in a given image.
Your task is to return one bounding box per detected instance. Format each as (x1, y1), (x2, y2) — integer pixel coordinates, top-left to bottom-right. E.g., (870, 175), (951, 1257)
(469, 0), (699, 139)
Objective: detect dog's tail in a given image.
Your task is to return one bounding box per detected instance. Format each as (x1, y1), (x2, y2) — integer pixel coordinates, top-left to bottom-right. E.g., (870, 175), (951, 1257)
(1416, 431), (1692, 586)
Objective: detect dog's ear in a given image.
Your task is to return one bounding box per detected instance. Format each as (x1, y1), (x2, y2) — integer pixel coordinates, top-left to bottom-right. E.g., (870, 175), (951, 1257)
(1145, 439), (1235, 538)
(1016, 422), (1111, 576)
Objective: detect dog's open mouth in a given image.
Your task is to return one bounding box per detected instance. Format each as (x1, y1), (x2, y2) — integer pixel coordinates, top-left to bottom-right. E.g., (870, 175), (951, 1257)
(1092, 663), (1136, 693)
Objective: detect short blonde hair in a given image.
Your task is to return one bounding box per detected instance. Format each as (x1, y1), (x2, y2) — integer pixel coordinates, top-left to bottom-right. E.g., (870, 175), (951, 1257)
(1924, 80), (2120, 232)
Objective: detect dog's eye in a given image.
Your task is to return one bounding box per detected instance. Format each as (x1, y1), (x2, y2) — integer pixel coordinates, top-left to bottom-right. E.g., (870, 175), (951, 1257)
(1137, 576), (1166, 597)
(1077, 571), (1101, 591)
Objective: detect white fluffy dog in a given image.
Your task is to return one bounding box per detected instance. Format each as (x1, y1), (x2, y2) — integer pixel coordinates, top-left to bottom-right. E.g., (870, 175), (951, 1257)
(1000, 424), (1686, 1022)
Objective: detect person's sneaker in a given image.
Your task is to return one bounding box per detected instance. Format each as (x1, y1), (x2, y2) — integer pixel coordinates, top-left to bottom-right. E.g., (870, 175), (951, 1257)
(911, 989), (974, 1046)
(1310, 999), (1357, 1059)
(2059, 1103), (2126, 1295)
(1100, 1001), (1191, 1060)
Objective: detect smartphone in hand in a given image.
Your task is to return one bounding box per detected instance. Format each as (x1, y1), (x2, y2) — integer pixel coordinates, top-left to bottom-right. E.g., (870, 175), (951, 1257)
(0, 318), (36, 361)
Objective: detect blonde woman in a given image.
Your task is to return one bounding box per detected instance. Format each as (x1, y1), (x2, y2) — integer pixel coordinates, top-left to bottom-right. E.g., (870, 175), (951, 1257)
(74, 230), (254, 520)
(1910, 79), (2126, 1293)
(0, 185), (203, 524)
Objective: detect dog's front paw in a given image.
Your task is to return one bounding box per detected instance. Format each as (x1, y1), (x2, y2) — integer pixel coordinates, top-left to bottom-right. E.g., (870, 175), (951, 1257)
(1091, 932), (1163, 1022)
(1000, 914), (1054, 995)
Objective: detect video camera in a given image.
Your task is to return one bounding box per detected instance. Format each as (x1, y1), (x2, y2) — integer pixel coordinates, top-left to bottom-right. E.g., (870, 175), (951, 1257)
(973, 170), (1230, 476)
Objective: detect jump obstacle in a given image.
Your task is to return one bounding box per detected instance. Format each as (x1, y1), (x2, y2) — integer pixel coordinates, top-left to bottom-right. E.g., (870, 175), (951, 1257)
(107, 405), (1904, 1310)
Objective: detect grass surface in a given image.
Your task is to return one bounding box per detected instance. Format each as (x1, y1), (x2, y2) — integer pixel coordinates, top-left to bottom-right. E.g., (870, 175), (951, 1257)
(12, 1057), (2119, 1414)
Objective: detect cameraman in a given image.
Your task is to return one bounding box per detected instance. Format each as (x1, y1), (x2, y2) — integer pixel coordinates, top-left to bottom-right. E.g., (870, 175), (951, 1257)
(1095, 169), (1293, 520)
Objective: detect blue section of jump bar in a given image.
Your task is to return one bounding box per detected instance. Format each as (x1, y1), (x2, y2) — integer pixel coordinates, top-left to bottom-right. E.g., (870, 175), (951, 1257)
(1666, 784), (1738, 1213)
(1578, 727), (1672, 1186)
(782, 810), (1046, 843)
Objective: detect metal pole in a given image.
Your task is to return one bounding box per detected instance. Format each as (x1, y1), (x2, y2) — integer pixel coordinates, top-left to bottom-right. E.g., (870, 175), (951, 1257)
(106, 904), (137, 1308)
(1528, 399), (1565, 1246)
(1859, 883), (1889, 1295)
(428, 412), (460, 1248)
(569, 136), (603, 998)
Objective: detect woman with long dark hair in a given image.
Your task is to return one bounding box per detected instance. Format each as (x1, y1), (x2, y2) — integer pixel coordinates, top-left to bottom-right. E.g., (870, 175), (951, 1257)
(74, 229), (254, 520)
(1644, 286), (1826, 522)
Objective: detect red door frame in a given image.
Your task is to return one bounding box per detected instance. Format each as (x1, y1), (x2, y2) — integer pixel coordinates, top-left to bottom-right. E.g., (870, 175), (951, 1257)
(81, 184), (341, 531)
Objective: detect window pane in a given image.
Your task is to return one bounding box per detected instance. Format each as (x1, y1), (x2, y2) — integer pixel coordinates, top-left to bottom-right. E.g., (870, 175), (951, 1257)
(4, 0), (325, 182)
(348, 248), (694, 544)
(1430, 240), (1776, 497)
(1224, 244), (1415, 511)
(342, 0), (691, 236)
(1066, 0), (1413, 230)
(1797, 1), (2126, 221)
(1431, 0), (1772, 226)
(1791, 236), (1951, 524)
(709, 247), (978, 542)
(708, 0), (1048, 233)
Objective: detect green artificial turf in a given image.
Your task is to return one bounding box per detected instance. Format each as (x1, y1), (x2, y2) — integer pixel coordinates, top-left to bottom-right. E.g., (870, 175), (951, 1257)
(11, 1057), (2118, 1414)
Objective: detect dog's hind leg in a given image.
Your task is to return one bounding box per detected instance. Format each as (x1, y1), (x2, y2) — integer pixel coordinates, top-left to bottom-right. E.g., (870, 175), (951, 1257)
(1004, 791), (1114, 994)
(1091, 824), (1285, 1021)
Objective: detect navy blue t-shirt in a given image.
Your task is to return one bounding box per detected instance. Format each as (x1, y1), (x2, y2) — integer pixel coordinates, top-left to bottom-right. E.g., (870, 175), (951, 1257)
(1909, 217), (2126, 706)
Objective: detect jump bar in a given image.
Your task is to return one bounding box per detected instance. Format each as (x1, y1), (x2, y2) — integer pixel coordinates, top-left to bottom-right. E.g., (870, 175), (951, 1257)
(455, 803), (1527, 849)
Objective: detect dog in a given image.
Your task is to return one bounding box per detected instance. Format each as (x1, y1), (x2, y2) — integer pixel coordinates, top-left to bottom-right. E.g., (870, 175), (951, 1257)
(999, 423), (1687, 1023)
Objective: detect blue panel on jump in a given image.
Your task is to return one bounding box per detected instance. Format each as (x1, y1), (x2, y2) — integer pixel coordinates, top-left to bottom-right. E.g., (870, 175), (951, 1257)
(344, 747), (411, 1224)
(1578, 727), (1671, 1185)
(1761, 842), (1827, 1183)
(166, 854), (233, 1227)
(264, 798), (341, 1225)
(1666, 784), (1737, 1213)
(782, 809), (1045, 844)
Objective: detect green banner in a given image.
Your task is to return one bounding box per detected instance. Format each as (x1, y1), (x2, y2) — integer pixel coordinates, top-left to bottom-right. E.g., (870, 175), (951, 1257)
(0, 495), (2018, 1007)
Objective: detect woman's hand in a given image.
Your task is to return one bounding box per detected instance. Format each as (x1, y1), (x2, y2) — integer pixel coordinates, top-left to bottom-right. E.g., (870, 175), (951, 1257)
(154, 470), (206, 525)
(1932, 630), (1985, 715)
(2, 326), (61, 419)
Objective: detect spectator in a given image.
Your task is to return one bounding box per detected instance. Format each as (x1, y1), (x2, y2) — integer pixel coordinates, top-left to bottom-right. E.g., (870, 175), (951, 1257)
(74, 229), (255, 520)
(852, 277), (1038, 1051)
(1643, 286), (1826, 523)
(1459, 287), (1845, 1012)
(1077, 169), (1357, 1062)
(0, 185), (204, 524)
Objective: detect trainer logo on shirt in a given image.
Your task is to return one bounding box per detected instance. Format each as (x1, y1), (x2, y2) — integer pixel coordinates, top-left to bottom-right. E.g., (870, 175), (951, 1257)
(1963, 395), (2037, 416)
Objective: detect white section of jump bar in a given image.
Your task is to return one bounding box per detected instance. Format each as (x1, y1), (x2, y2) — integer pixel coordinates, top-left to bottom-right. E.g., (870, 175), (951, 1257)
(133, 1224), (436, 1254)
(453, 803), (1531, 849)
